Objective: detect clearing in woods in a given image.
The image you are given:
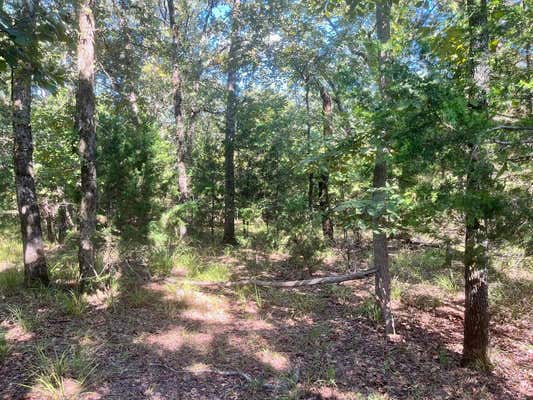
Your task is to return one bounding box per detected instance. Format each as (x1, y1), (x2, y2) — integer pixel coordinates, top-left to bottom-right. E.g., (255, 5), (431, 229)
(1, 231), (531, 399)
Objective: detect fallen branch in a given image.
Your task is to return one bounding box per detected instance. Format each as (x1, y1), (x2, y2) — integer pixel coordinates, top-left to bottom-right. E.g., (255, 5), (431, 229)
(184, 268), (376, 288)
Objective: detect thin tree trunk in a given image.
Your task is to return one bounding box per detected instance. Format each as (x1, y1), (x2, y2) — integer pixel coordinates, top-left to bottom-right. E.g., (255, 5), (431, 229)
(222, 0), (240, 245)
(57, 203), (68, 244)
(77, 0), (97, 290)
(462, 0), (490, 369)
(524, 0), (532, 117)
(12, 0), (48, 286)
(373, 0), (394, 335)
(168, 0), (191, 239)
(318, 84), (334, 242)
(305, 77), (314, 211)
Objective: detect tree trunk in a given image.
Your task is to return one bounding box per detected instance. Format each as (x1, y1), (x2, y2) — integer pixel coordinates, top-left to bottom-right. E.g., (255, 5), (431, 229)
(167, 0), (191, 239)
(222, 0), (240, 245)
(462, 0), (490, 369)
(373, 0), (394, 335)
(77, 0), (97, 290)
(305, 78), (314, 211)
(57, 203), (68, 244)
(524, 0), (532, 117)
(11, 0), (48, 286)
(318, 84), (334, 242)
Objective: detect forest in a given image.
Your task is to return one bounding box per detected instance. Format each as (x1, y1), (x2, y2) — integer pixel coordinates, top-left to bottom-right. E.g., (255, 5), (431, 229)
(0, 0), (532, 399)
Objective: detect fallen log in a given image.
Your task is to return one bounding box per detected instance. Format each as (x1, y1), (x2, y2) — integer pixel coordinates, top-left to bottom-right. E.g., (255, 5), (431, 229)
(185, 268), (376, 288)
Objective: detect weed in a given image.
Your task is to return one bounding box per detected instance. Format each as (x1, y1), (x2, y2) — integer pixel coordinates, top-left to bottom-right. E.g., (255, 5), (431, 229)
(391, 278), (403, 301)
(32, 344), (98, 399)
(391, 248), (447, 284)
(126, 286), (158, 308)
(438, 349), (450, 367)
(0, 229), (21, 265)
(490, 278), (533, 321)
(148, 247), (175, 277)
(324, 365), (337, 385)
(356, 297), (381, 323)
(407, 294), (443, 311)
(7, 305), (35, 332)
(0, 330), (9, 361)
(433, 271), (461, 293)
(69, 344), (99, 382)
(323, 284), (352, 303)
(188, 261), (229, 282)
(0, 267), (24, 296)
(253, 285), (263, 308)
(34, 347), (68, 398)
(302, 324), (330, 348)
(48, 252), (79, 283)
(56, 291), (88, 316)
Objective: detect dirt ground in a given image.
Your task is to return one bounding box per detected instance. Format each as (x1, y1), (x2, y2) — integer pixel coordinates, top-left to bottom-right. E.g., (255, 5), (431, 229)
(1, 246), (532, 400)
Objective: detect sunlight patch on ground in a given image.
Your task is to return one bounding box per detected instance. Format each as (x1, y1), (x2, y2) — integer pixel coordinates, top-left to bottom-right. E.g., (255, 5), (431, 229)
(255, 349), (290, 372)
(1, 321), (34, 342)
(29, 377), (84, 400)
(144, 327), (213, 355)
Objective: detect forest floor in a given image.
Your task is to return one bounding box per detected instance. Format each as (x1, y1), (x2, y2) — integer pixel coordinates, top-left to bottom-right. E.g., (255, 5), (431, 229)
(0, 229), (532, 399)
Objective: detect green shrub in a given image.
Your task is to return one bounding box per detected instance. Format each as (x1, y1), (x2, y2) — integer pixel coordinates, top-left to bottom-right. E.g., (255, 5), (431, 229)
(286, 227), (324, 276)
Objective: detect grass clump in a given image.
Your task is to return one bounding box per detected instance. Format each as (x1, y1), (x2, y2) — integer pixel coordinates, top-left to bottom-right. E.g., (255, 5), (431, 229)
(7, 305), (36, 332)
(56, 291), (89, 317)
(32, 344), (98, 399)
(0, 267), (24, 296)
(433, 270), (461, 293)
(126, 286), (159, 308)
(148, 247), (175, 277)
(0, 227), (21, 265)
(0, 329), (9, 361)
(390, 278), (404, 301)
(391, 248), (447, 284)
(490, 278), (533, 321)
(356, 298), (381, 323)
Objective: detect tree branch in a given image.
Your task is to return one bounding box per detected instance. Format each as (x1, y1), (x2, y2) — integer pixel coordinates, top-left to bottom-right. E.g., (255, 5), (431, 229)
(184, 268), (376, 288)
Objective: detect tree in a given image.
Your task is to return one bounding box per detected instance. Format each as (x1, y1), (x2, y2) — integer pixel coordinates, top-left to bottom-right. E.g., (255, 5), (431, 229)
(11, 0), (48, 286)
(168, 0), (191, 239)
(318, 83), (334, 241)
(77, 0), (97, 289)
(461, 0), (491, 369)
(372, 0), (394, 335)
(223, 0), (240, 245)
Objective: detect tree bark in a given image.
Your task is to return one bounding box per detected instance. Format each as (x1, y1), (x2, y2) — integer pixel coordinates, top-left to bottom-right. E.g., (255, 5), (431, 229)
(305, 77), (314, 211)
(222, 0), (240, 245)
(11, 0), (49, 286)
(318, 84), (334, 242)
(77, 0), (97, 290)
(373, 0), (394, 335)
(167, 0), (191, 240)
(57, 203), (68, 244)
(462, 0), (490, 369)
